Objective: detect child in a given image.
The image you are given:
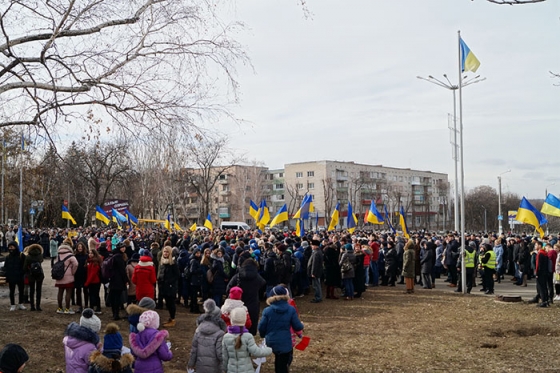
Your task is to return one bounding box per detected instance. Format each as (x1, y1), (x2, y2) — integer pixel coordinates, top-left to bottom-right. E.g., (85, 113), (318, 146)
(220, 286), (251, 329)
(188, 299), (227, 372)
(222, 307), (272, 373)
(129, 310), (172, 373)
(258, 285), (304, 373)
(0, 343), (29, 373)
(127, 297), (156, 333)
(63, 308), (102, 373)
(89, 323), (134, 373)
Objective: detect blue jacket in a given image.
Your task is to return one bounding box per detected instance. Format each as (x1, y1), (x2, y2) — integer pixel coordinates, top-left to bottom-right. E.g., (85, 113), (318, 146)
(258, 296), (304, 354)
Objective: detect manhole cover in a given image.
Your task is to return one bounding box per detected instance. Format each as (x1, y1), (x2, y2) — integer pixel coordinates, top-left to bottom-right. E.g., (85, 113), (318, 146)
(495, 295), (522, 303)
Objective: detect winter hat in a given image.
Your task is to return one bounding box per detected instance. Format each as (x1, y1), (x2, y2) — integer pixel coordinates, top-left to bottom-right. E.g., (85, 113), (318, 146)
(138, 297), (156, 310)
(103, 323), (123, 352)
(80, 308), (102, 333)
(301, 241), (309, 248)
(7, 241), (18, 250)
(130, 253), (140, 263)
(0, 344), (29, 373)
(344, 243), (353, 251)
(269, 285), (288, 297)
(230, 307), (247, 327)
(137, 310), (160, 332)
(229, 286), (243, 300)
(203, 299), (221, 317)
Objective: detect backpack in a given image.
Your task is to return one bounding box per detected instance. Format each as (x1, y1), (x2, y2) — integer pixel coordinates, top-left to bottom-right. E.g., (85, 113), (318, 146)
(223, 260), (232, 278)
(101, 255), (116, 280)
(183, 262), (192, 279)
(30, 262), (44, 279)
(206, 268), (214, 284)
(341, 257), (353, 273)
(274, 256), (286, 278)
(51, 254), (71, 280)
(291, 256), (301, 274)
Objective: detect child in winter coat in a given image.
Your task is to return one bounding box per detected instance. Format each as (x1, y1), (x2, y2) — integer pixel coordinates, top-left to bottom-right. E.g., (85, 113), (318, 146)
(131, 256), (157, 301)
(220, 286), (252, 329)
(88, 323), (134, 373)
(63, 309), (102, 373)
(0, 343), (29, 373)
(127, 297), (156, 333)
(188, 299), (227, 373)
(129, 310), (172, 373)
(258, 285), (304, 373)
(222, 307), (272, 373)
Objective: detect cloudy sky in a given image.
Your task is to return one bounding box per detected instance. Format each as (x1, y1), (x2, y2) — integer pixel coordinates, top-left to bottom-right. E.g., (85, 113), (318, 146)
(211, 0), (560, 201)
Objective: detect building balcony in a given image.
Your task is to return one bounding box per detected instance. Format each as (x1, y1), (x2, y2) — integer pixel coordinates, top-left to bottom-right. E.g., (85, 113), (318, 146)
(218, 179), (228, 184)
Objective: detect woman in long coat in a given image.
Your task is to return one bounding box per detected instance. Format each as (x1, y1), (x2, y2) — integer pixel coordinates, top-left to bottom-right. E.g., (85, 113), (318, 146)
(353, 243), (366, 298)
(226, 258), (265, 336)
(402, 240), (416, 294)
(158, 246), (180, 327)
(323, 240), (341, 299)
(339, 243), (356, 301)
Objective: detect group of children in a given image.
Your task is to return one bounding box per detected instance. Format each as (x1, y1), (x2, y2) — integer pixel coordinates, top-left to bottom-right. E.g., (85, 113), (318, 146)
(55, 283), (303, 373)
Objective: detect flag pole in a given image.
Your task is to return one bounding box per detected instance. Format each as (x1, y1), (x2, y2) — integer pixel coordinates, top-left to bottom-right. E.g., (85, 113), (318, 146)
(458, 30), (467, 295)
(18, 132), (23, 234)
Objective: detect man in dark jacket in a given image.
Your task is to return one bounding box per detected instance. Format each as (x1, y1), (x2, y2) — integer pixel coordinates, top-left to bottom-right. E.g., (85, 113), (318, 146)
(420, 240), (433, 289)
(308, 240), (324, 303)
(445, 234), (460, 287)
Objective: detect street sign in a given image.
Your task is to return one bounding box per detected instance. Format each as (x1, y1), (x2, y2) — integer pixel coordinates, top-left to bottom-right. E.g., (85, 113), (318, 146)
(498, 215), (503, 221)
(29, 208), (36, 215)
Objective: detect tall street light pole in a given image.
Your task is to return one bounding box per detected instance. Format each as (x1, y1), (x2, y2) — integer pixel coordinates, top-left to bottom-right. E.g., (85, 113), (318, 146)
(497, 169), (511, 235)
(417, 74), (485, 233)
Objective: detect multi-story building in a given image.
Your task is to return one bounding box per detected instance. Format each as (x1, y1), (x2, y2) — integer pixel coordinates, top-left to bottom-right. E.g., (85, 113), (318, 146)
(284, 160), (450, 231)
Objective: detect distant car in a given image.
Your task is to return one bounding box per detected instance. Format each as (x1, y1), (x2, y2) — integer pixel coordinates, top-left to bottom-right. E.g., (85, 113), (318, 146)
(196, 226), (209, 232)
(220, 222), (251, 231)
(317, 226), (326, 232)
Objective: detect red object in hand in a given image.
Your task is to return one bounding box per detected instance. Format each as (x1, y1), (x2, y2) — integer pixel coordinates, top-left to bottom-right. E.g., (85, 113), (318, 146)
(295, 336), (310, 351)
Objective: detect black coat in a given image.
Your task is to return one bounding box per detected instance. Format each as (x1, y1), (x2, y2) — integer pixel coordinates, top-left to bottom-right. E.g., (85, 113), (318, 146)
(385, 248), (398, 275)
(189, 257), (204, 287)
(323, 244), (341, 286)
(211, 257), (228, 295)
(74, 253), (88, 287)
(420, 247), (433, 273)
(307, 248), (324, 279)
(158, 262), (179, 297)
(109, 253), (128, 292)
(226, 259), (265, 336)
(4, 249), (25, 283)
(264, 252), (280, 287)
(353, 252), (366, 294)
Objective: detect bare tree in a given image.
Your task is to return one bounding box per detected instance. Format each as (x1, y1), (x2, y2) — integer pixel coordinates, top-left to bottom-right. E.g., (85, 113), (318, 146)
(485, 0), (545, 4)
(322, 177), (336, 221)
(0, 0), (247, 140)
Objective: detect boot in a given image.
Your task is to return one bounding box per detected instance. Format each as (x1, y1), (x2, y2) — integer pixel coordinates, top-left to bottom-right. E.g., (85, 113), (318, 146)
(163, 318), (176, 328)
(331, 287), (338, 300)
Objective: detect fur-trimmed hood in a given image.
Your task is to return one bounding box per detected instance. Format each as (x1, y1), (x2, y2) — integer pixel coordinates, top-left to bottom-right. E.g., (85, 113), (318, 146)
(220, 299), (247, 315)
(89, 350), (134, 371)
(126, 304), (147, 316)
(196, 313), (227, 332)
(129, 328), (168, 359)
(64, 322), (100, 346)
(24, 243), (43, 256)
(266, 294), (290, 305)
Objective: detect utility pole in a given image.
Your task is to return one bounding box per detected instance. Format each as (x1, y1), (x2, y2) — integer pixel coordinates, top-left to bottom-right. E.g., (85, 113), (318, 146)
(498, 170), (511, 235)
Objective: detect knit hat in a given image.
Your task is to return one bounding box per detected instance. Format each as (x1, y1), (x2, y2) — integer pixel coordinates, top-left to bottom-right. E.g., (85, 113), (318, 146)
(269, 285), (288, 297)
(0, 344), (29, 373)
(80, 308), (102, 333)
(230, 307), (247, 327)
(103, 323), (123, 352)
(137, 310), (160, 332)
(203, 299), (221, 317)
(130, 253), (140, 263)
(229, 286), (243, 300)
(301, 241), (309, 248)
(344, 243), (353, 251)
(7, 241), (18, 250)
(138, 297), (156, 310)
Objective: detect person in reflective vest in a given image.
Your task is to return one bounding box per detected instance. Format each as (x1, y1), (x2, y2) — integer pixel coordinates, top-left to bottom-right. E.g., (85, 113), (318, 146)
(480, 244), (496, 295)
(463, 241), (476, 294)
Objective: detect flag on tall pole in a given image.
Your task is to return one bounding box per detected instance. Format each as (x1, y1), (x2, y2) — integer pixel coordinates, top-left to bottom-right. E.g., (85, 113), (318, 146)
(399, 206), (410, 239)
(249, 200), (259, 221)
(384, 205), (396, 234)
(61, 205), (77, 225)
(541, 193), (560, 217)
(293, 194), (312, 220)
(516, 197), (547, 238)
(327, 203), (340, 231)
(366, 200), (384, 225)
(459, 37), (481, 73)
(347, 202), (357, 233)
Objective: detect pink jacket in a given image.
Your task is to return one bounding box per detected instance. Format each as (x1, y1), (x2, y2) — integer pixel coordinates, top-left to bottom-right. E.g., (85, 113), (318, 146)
(55, 245), (78, 285)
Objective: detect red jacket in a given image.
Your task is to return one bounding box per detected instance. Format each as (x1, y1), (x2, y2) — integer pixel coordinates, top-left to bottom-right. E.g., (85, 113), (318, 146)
(132, 262), (156, 300)
(370, 241), (380, 262)
(84, 259), (101, 287)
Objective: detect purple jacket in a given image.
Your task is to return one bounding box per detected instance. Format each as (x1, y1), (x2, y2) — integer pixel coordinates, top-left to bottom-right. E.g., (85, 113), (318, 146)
(63, 322), (100, 373)
(129, 328), (173, 373)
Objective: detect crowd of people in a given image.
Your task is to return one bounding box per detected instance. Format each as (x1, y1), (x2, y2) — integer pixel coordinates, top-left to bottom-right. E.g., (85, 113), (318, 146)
(1, 224), (559, 372)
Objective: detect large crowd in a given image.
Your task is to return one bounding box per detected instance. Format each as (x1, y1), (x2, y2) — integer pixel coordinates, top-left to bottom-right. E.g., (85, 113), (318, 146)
(1, 225), (558, 372)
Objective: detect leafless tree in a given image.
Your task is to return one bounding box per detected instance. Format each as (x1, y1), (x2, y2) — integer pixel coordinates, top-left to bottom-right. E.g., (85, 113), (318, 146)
(0, 0), (247, 140)
(322, 177), (336, 221)
(485, 0), (546, 4)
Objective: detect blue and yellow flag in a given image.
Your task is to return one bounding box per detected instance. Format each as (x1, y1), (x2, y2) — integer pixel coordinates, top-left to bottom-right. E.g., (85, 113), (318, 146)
(111, 208), (127, 224)
(125, 209), (139, 226)
(347, 203), (357, 233)
(16, 227), (23, 252)
(174, 222), (182, 231)
(293, 195), (312, 220)
(204, 214), (213, 231)
(95, 205), (110, 225)
(249, 200), (259, 221)
(189, 222), (197, 232)
(541, 193), (560, 218)
(366, 201), (384, 225)
(258, 200), (270, 228)
(270, 204), (288, 228)
(399, 206), (410, 239)
(295, 218), (304, 237)
(517, 197), (547, 238)
(384, 205), (396, 233)
(460, 37), (481, 73)
(62, 205), (77, 225)
(164, 214), (171, 230)
(327, 203), (340, 232)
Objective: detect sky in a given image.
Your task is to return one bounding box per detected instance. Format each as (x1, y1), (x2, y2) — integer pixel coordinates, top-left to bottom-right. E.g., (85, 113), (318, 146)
(208, 0), (560, 201)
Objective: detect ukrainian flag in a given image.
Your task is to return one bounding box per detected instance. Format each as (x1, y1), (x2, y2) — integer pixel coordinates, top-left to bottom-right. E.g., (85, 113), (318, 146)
(327, 203), (340, 231)
(95, 205), (110, 225)
(204, 214), (213, 231)
(112, 208), (127, 225)
(62, 205), (77, 225)
(249, 200), (259, 221)
(347, 203), (357, 233)
(399, 206), (410, 239)
(164, 214), (171, 230)
(270, 204), (288, 228)
(460, 37), (481, 73)
(125, 209), (139, 226)
(15, 227), (23, 252)
(295, 218), (304, 237)
(384, 205), (396, 233)
(366, 201), (384, 225)
(541, 193), (560, 217)
(516, 197), (547, 237)
(258, 200), (270, 227)
(293, 195), (312, 220)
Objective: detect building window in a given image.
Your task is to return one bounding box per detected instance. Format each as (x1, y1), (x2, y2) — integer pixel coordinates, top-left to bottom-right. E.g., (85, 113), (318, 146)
(280, 194), (285, 200)
(296, 183), (304, 189)
(296, 172), (303, 178)
(278, 172), (284, 178)
(307, 171), (314, 177)
(308, 182), (315, 189)
(275, 183), (284, 190)
(222, 185), (229, 191)
(219, 174), (227, 180)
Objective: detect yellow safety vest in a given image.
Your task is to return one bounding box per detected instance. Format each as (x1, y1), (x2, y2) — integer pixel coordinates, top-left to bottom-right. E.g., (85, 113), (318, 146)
(483, 250), (496, 270)
(465, 250), (475, 268)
